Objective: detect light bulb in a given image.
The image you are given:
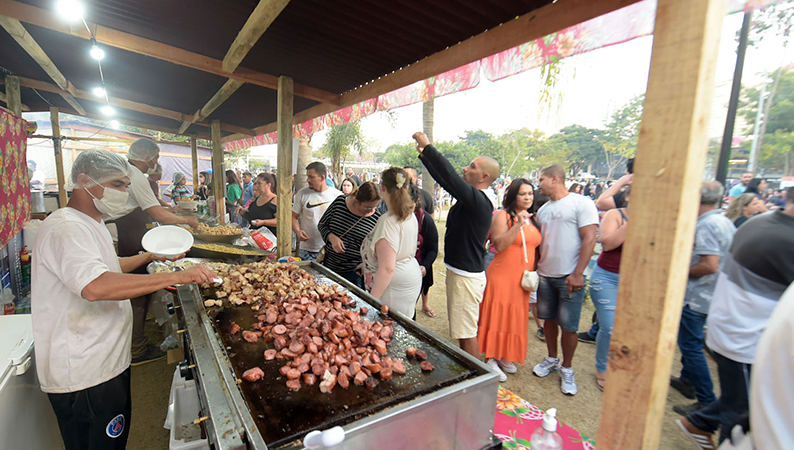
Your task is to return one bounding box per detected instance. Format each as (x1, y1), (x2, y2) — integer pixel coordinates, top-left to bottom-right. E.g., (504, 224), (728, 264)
(55, 0), (84, 22)
(101, 105), (114, 116)
(110, 120), (120, 129)
(90, 45), (105, 60)
(92, 86), (105, 97)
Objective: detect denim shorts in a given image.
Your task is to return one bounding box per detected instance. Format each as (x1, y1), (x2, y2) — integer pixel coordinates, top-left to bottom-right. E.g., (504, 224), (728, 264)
(537, 275), (587, 332)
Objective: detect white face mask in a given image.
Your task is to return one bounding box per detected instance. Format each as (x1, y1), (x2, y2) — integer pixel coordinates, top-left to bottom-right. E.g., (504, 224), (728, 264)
(145, 160), (158, 175)
(85, 179), (129, 215)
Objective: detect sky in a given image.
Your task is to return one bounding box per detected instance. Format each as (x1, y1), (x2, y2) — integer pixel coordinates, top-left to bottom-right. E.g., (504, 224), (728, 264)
(297, 10), (794, 156)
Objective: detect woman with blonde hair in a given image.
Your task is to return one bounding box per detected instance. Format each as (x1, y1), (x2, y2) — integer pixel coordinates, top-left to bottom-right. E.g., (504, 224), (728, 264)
(361, 168), (422, 317)
(725, 193), (765, 228)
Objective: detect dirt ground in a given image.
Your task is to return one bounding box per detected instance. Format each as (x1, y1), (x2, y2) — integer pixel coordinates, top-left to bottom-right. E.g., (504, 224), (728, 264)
(127, 211), (719, 449)
(412, 213), (719, 449)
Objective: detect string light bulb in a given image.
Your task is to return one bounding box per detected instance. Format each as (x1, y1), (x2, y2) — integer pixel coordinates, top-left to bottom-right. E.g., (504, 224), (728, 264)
(101, 105), (115, 116)
(55, 0), (84, 22)
(92, 86), (105, 97)
(110, 120), (120, 129)
(90, 44), (105, 60)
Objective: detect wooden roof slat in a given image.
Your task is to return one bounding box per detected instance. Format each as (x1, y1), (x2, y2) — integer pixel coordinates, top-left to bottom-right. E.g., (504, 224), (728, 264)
(178, 79), (244, 134)
(0, 0), (340, 105)
(0, 89), (30, 111)
(222, 0), (291, 73)
(0, 14), (86, 115)
(229, 0), (643, 142)
(16, 76), (254, 136)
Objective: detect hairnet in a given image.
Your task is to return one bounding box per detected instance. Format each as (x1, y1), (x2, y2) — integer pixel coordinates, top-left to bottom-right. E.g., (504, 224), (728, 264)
(127, 138), (160, 162)
(71, 148), (132, 188)
(173, 172), (186, 184)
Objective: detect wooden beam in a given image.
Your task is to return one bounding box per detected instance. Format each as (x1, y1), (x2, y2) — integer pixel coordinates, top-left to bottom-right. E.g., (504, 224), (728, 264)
(0, 15), (86, 115)
(244, 0), (644, 136)
(16, 77), (254, 136)
(50, 107), (68, 207)
(40, 105), (213, 140)
(4, 75), (21, 115)
(223, 0), (291, 73)
(211, 120), (226, 223)
(179, 79), (244, 134)
(0, 0), (339, 105)
(276, 76), (293, 258)
(191, 136), (199, 193)
(596, 0), (728, 448)
(0, 89), (29, 111)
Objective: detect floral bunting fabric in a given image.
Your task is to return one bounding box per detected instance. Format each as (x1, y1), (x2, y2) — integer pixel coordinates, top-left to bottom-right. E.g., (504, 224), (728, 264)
(482, 0), (655, 82)
(377, 61), (481, 110)
(293, 117), (325, 138)
(325, 99), (377, 127)
(0, 108), (31, 248)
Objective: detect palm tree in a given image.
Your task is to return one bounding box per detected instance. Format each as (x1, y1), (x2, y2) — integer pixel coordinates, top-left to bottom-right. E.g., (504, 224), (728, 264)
(320, 121), (366, 183)
(422, 98), (435, 194)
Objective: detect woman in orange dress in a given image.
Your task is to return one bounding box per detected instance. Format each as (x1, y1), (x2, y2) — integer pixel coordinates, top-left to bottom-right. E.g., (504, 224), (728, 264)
(477, 179), (541, 381)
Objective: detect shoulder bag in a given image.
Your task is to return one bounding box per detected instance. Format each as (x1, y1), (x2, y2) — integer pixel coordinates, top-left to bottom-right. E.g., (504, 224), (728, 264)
(317, 213), (366, 263)
(520, 224), (539, 292)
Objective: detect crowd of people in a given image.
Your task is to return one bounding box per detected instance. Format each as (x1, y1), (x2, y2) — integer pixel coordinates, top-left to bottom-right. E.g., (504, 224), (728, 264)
(28, 134), (794, 450)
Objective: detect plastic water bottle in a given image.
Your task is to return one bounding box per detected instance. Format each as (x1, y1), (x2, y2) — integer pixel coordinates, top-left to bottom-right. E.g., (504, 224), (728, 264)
(530, 408), (563, 450)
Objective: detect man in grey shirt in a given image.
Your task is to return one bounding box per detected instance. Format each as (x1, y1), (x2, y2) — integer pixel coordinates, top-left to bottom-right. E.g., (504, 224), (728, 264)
(669, 181), (736, 416)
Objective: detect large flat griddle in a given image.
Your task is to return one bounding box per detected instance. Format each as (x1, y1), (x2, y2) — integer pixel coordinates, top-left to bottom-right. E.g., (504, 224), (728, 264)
(209, 265), (478, 448)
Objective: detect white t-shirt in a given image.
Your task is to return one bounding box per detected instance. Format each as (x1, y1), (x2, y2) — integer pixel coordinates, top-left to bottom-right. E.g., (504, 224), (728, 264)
(750, 281), (794, 450)
(292, 186), (342, 252)
(103, 163), (160, 221)
(31, 207), (132, 393)
(361, 212), (422, 317)
(536, 193), (599, 278)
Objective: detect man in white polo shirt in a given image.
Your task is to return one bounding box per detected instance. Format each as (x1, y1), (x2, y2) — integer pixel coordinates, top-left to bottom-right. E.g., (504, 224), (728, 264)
(32, 149), (215, 450)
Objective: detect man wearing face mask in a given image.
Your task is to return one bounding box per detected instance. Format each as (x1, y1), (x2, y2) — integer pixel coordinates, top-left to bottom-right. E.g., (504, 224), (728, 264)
(31, 149), (216, 450)
(104, 139), (200, 365)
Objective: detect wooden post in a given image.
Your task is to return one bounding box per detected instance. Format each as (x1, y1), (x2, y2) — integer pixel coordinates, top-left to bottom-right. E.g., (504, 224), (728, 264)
(276, 76), (293, 258)
(5, 75), (21, 115)
(596, 0), (728, 448)
(49, 107), (67, 208)
(421, 98), (435, 208)
(190, 136), (199, 193)
(211, 120), (226, 223)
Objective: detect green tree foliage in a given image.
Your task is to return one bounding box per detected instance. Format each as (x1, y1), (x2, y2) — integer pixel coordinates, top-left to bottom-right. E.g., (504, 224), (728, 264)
(319, 121), (367, 182)
(548, 125), (604, 175)
(599, 94), (644, 178)
(741, 68), (794, 174)
(383, 143), (419, 169)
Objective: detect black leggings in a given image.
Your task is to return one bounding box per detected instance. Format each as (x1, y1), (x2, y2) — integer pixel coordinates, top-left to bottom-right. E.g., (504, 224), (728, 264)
(48, 368), (132, 450)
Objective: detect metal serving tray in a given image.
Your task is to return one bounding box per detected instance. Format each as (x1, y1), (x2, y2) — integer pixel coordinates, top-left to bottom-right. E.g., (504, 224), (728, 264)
(174, 261), (499, 450)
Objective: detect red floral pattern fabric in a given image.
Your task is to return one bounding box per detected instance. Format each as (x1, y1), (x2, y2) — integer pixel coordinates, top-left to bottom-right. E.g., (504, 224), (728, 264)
(0, 108), (31, 248)
(495, 387), (597, 450)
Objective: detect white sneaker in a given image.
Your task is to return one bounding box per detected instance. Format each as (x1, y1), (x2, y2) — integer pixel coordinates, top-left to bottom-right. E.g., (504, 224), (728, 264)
(497, 359), (517, 374)
(487, 358), (508, 382)
(560, 367), (578, 395)
(533, 356), (561, 378)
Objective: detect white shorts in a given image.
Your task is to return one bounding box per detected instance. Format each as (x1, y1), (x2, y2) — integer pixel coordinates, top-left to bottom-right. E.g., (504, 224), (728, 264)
(530, 291), (538, 304)
(446, 270), (486, 340)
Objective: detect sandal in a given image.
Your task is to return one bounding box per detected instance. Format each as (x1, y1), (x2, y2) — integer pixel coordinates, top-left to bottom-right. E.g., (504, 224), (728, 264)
(422, 308), (436, 318)
(596, 372), (606, 392)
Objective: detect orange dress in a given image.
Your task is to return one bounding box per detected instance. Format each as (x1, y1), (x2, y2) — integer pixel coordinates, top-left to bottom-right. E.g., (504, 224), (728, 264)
(477, 211), (541, 364)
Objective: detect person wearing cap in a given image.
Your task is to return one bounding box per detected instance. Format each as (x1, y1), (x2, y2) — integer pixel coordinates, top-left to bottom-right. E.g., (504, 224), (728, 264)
(27, 159), (46, 190)
(163, 171), (192, 205)
(147, 163), (171, 207)
(104, 139), (200, 366)
(31, 148), (216, 450)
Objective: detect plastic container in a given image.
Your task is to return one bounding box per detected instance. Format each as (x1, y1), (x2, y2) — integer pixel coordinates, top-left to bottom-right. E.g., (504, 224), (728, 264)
(20, 246), (30, 287)
(1, 289), (15, 315)
(529, 408), (563, 450)
(167, 369), (209, 450)
(142, 226), (194, 258)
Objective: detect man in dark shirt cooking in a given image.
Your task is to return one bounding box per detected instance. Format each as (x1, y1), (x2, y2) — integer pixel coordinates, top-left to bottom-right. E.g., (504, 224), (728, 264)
(413, 132), (499, 357)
